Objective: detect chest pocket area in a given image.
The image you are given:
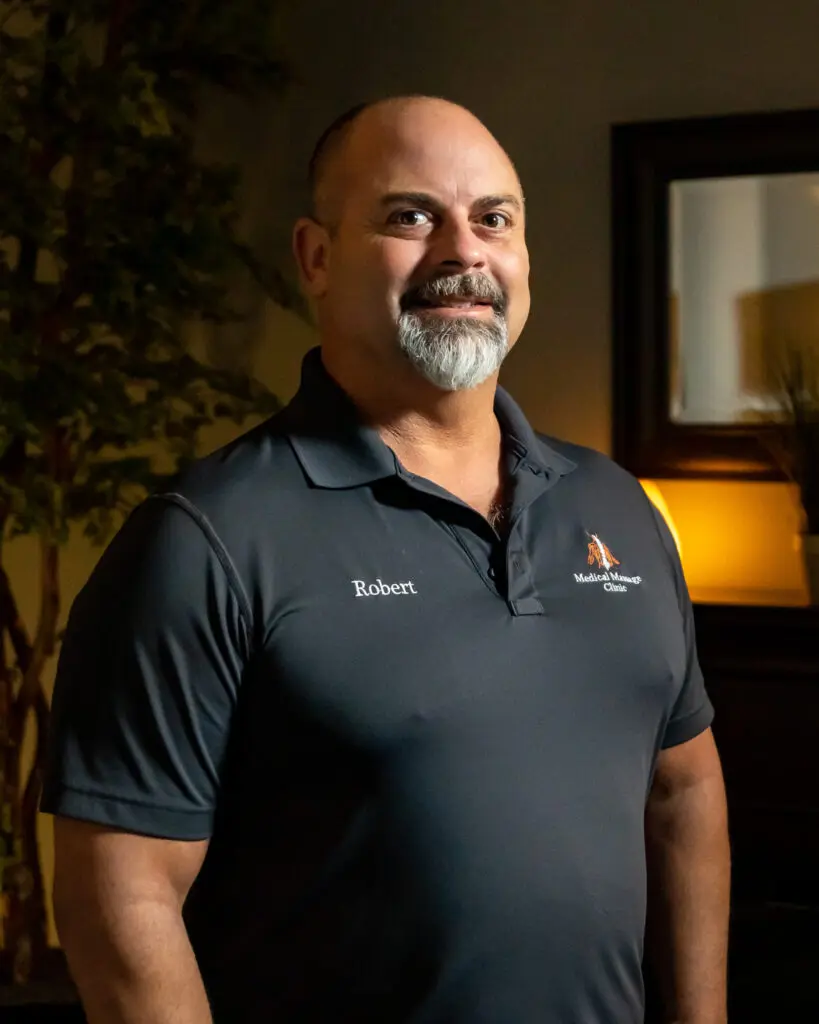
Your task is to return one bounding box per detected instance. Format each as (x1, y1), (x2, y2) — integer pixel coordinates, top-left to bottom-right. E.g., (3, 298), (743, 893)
(262, 529), (509, 749)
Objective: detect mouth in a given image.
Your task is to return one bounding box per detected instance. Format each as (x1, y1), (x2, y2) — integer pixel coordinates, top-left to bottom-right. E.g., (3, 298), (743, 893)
(409, 298), (496, 315)
(402, 275), (507, 317)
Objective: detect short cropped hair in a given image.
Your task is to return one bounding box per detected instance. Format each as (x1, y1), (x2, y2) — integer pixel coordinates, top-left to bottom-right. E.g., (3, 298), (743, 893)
(307, 102), (371, 221)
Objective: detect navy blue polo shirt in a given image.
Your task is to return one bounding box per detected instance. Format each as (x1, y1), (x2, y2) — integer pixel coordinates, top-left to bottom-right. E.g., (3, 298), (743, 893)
(42, 347), (713, 1023)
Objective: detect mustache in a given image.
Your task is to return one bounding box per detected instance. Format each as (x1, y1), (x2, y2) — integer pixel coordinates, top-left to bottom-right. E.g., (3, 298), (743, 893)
(401, 274), (507, 314)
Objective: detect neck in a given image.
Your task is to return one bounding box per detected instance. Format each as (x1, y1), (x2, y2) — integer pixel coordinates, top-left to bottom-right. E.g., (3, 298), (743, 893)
(320, 344), (502, 471)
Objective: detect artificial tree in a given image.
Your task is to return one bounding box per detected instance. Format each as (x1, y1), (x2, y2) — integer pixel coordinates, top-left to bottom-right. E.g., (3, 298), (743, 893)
(776, 349), (819, 537)
(757, 346), (819, 603)
(0, 0), (298, 984)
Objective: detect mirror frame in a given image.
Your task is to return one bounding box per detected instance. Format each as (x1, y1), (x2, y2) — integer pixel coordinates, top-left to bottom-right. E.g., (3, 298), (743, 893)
(611, 108), (819, 480)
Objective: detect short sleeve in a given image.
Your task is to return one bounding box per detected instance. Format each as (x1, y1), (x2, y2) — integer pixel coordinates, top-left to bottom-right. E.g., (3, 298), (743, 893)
(648, 504), (714, 749)
(41, 495), (251, 840)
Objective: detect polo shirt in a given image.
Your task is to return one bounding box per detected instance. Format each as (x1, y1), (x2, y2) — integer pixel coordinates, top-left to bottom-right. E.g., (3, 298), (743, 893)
(42, 346), (713, 1024)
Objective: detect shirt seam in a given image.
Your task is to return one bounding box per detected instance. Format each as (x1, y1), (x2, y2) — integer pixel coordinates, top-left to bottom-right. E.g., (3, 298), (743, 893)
(662, 701), (714, 749)
(644, 492), (686, 616)
(45, 783), (210, 815)
(148, 492), (254, 649)
(667, 701), (710, 729)
(444, 522), (500, 598)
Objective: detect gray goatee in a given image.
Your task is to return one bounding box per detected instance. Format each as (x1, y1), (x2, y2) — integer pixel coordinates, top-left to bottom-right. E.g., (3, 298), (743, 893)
(397, 274), (509, 391)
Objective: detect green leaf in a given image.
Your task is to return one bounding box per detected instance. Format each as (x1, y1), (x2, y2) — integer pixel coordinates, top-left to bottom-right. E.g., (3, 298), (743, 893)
(0, 0), (297, 542)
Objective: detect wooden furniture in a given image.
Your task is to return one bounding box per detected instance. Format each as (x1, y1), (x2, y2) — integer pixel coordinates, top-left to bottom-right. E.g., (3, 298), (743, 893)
(694, 601), (819, 909)
(693, 600), (819, 1017)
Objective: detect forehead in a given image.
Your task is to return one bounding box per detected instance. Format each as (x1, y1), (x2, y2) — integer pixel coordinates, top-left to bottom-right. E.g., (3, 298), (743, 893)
(340, 108), (522, 210)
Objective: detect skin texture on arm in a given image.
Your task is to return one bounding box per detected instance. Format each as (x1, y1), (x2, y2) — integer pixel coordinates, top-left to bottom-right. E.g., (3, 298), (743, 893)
(53, 817), (211, 1024)
(645, 727), (730, 1024)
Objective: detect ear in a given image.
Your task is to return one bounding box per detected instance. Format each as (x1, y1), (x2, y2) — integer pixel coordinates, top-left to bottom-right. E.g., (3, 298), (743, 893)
(293, 217), (331, 298)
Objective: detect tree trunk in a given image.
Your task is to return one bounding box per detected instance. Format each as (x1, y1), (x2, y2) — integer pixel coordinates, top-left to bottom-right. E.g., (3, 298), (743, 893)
(0, 551), (53, 985)
(0, 608), (22, 977)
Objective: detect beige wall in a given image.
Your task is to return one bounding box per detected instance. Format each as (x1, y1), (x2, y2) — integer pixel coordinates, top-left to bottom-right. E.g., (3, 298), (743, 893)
(8, 0), (819, 946)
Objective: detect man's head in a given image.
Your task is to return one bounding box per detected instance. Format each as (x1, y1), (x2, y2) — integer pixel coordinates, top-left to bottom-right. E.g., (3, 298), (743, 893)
(293, 96), (530, 393)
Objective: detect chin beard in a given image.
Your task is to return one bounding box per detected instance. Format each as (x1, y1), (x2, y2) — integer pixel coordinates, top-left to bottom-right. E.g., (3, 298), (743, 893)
(396, 311), (509, 391)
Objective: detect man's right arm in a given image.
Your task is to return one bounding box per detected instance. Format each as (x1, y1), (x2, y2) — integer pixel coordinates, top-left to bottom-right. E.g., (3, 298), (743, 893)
(54, 818), (211, 1024)
(42, 496), (249, 1021)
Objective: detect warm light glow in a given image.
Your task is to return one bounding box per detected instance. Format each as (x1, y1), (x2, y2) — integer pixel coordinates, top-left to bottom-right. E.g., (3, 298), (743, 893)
(640, 479), (683, 559)
(646, 479), (807, 604)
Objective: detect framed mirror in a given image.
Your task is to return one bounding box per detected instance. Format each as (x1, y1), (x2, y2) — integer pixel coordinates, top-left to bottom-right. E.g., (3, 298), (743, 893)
(611, 108), (819, 479)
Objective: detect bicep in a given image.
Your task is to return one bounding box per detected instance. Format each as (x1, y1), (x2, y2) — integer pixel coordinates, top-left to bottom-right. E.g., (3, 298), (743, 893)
(652, 727), (723, 797)
(646, 729), (728, 851)
(648, 729), (727, 840)
(53, 817), (209, 915)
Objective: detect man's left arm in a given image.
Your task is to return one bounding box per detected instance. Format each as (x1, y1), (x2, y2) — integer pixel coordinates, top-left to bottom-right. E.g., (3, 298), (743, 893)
(645, 726), (730, 1024)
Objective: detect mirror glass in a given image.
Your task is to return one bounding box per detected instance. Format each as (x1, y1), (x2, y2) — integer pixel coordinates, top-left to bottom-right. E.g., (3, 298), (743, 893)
(669, 172), (819, 423)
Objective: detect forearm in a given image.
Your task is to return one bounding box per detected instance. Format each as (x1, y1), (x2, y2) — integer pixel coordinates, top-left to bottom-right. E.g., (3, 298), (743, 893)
(645, 772), (730, 1023)
(56, 898), (212, 1024)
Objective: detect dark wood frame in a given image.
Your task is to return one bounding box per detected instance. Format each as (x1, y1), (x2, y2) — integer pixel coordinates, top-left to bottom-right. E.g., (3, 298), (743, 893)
(611, 107), (819, 480)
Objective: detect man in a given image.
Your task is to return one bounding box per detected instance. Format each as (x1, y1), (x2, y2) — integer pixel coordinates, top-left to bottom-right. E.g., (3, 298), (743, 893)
(42, 96), (729, 1024)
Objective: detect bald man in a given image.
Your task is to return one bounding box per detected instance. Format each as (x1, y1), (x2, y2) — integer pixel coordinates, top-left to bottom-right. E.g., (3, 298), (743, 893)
(43, 97), (729, 1024)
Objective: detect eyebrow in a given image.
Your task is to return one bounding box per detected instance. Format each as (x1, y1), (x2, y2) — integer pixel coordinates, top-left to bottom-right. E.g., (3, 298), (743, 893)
(379, 191), (524, 213)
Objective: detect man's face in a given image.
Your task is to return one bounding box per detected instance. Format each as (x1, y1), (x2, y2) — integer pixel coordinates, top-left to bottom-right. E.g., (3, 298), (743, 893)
(300, 103), (530, 391)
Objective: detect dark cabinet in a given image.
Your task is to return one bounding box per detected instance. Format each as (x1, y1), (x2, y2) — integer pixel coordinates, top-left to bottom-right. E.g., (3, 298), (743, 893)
(693, 602), (819, 1017)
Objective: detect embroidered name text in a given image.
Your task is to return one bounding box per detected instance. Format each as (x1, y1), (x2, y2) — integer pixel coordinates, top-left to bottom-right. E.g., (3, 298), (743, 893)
(352, 578), (418, 597)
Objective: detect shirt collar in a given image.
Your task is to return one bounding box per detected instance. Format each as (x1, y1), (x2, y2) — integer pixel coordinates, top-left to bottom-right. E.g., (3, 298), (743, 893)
(282, 347), (576, 489)
(493, 382), (577, 482)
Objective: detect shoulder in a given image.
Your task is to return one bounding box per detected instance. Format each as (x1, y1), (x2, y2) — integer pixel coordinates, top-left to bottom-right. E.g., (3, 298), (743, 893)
(126, 413), (306, 620)
(150, 410), (307, 550)
(168, 412), (300, 513)
(535, 432), (680, 566)
(535, 432), (643, 493)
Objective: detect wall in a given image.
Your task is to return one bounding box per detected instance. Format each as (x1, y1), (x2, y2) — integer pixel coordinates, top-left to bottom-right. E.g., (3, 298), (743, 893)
(8, 0), (819, 947)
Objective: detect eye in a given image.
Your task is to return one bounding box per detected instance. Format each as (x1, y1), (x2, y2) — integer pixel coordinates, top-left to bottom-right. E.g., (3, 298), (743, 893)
(480, 211), (512, 229)
(389, 209), (432, 228)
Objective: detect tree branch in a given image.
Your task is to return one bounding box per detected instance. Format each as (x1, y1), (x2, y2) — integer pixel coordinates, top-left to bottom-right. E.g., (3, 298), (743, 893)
(0, 547), (50, 977)
(14, 533), (58, 736)
(10, 8), (69, 310)
(0, 0), (25, 39)
(104, 0), (133, 68)
(20, 685), (50, 953)
(0, 562), (33, 673)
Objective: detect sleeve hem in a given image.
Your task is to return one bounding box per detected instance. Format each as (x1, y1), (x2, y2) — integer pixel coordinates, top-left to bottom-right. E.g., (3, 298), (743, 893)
(661, 701), (714, 749)
(40, 786), (214, 841)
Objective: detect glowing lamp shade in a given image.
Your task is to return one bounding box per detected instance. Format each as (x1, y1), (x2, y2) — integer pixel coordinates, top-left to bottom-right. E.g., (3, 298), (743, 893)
(639, 480), (683, 560)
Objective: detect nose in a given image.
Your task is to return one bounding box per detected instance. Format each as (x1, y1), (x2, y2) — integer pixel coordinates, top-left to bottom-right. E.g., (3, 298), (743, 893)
(431, 215), (487, 272)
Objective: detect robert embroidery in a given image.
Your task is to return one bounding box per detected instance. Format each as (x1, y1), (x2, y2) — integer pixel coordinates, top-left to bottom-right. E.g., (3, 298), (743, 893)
(352, 579), (418, 597)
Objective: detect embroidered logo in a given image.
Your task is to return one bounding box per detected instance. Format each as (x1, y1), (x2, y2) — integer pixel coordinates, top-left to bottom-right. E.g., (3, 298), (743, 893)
(575, 534), (642, 593)
(587, 533), (620, 571)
